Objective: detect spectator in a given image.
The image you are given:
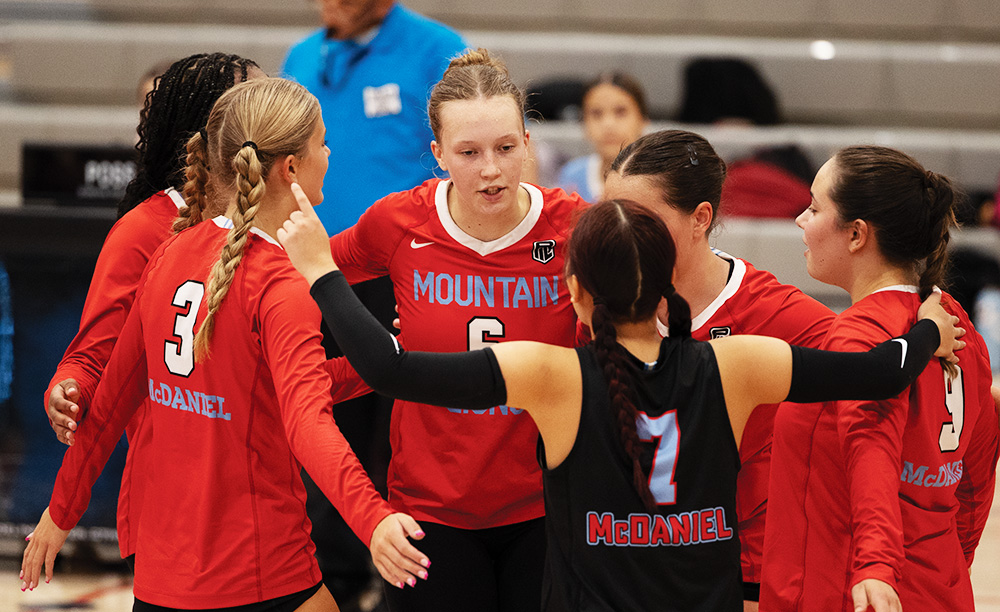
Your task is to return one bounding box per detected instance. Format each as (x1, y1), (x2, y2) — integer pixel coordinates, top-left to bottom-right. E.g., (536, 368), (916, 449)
(556, 72), (648, 202)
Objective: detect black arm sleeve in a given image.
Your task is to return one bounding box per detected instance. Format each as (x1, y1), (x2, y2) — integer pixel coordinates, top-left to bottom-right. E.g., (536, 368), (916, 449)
(310, 270), (507, 410)
(786, 319), (941, 403)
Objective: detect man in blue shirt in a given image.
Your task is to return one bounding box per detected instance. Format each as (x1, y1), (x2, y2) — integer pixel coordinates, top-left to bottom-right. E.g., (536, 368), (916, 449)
(283, 0), (466, 233)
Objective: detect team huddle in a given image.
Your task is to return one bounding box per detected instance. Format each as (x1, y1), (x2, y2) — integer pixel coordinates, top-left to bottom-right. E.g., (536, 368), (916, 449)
(17, 45), (998, 612)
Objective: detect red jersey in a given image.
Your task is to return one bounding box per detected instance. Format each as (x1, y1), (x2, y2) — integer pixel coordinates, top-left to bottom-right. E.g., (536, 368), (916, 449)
(48, 218), (390, 609)
(45, 189), (183, 558)
(330, 179), (586, 528)
(658, 253), (834, 584)
(763, 288), (997, 612)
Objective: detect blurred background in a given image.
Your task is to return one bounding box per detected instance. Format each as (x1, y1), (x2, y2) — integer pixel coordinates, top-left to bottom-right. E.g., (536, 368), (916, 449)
(1, 0), (999, 607)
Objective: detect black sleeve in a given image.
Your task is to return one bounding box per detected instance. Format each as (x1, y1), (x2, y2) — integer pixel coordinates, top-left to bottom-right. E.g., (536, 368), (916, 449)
(786, 319), (941, 403)
(309, 270), (507, 410)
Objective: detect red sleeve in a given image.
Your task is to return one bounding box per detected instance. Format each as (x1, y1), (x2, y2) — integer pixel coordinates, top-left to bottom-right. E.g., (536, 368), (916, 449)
(324, 357), (372, 404)
(956, 381), (999, 565)
(329, 195), (406, 284)
(829, 314), (906, 590)
(48, 284), (150, 530)
(45, 204), (170, 417)
(260, 273), (392, 545)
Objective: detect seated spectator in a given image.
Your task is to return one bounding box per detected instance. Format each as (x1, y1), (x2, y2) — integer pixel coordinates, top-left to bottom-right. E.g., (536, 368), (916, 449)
(679, 57), (811, 219)
(556, 72), (648, 202)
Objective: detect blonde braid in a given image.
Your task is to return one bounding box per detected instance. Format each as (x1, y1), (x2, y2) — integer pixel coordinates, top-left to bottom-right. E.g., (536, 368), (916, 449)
(192, 144), (265, 361)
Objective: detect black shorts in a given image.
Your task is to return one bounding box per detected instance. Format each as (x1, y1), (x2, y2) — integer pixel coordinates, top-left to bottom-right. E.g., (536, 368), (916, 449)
(133, 581), (322, 612)
(383, 517), (546, 612)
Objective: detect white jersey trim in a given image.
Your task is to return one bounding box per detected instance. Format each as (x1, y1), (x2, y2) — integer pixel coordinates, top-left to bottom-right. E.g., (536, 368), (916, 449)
(165, 187), (185, 210)
(656, 250), (746, 337)
(872, 284), (919, 295)
(434, 180), (544, 256)
(211, 216), (282, 249)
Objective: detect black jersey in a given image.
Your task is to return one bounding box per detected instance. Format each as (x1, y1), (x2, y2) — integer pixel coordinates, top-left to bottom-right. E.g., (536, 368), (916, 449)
(540, 336), (742, 612)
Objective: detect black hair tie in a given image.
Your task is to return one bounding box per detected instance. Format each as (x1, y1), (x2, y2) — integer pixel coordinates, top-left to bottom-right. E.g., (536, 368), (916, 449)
(199, 128), (208, 142)
(242, 140), (258, 151)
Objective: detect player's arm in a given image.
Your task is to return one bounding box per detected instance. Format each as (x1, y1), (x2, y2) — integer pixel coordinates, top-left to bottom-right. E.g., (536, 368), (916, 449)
(45, 212), (165, 445)
(712, 293), (959, 447)
(956, 377), (999, 566)
(23, 294), (151, 591)
(260, 277), (428, 588)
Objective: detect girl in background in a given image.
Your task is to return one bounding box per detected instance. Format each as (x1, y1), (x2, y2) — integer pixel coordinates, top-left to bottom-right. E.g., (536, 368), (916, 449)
(556, 72), (647, 202)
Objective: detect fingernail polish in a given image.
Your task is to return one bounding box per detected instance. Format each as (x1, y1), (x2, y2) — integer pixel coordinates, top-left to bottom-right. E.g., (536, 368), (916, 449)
(396, 582), (404, 589)
(19, 570), (24, 578)
(422, 558), (430, 568)
(407, 577), (416, 587)
(419, 570), (427, 580)
(414, 530), (425, 537)
(20, 582), (25, 592)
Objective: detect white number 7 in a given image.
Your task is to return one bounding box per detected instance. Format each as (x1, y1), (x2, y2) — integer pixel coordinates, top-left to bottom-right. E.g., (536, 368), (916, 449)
(636, 410), (680, 505)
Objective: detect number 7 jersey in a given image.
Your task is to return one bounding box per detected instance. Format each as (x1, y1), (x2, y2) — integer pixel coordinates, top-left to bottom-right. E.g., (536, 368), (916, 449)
(330, 178), (587, 528)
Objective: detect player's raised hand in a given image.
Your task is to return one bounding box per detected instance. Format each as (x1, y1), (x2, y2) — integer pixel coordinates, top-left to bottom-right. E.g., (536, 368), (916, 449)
(277, 183), (338, 286)
(369, 513), (430, 589)
(916, 290), (965, 363)
(47, 378), (81, 446)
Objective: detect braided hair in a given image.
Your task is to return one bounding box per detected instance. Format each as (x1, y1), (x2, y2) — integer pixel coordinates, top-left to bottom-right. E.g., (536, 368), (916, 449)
(567, 199), (691, 510)
(191, 78), (321, 362)
(117, 52), (259, 219)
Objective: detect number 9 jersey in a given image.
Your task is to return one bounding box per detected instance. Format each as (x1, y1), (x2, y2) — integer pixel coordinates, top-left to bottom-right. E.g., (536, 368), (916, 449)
(330, 178), (587, 529)
(764, 288), (998, 612)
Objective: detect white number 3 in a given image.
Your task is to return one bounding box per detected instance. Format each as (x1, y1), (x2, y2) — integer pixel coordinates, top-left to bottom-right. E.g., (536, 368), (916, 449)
(164, 280), (205, 377)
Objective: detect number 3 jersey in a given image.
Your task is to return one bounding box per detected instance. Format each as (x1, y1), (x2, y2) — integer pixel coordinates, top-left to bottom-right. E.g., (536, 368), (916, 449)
(541, 338), (742, 612)
(330, 178), (586, 528)
(48, 218), (386, 608)
(763, 288), (998, 612)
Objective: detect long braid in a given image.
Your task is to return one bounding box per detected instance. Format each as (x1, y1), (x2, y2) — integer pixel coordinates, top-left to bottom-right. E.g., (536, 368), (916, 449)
(174, 129), (210, 232)
(591, 301), (658, 512)
(117, 53), (259, 219)
(193, 145), (265, 362)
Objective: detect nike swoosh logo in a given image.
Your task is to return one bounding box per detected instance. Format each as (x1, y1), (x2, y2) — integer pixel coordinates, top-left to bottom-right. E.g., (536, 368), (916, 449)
(892, 338), (908, 369)
(410, 239), (433, 249)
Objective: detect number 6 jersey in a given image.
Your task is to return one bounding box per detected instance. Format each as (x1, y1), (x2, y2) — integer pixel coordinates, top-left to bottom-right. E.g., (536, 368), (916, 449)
(330, 178), (587, 528)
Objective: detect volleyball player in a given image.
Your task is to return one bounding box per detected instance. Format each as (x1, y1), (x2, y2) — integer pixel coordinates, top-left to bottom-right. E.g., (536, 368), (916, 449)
(21, 78), (426, 608)
(762, 146), (998, 612)
(327, 48), (587, 611)
(603, 129), (835, 607)
(277, 192), (962, 612)
(42, 54), (266, 564)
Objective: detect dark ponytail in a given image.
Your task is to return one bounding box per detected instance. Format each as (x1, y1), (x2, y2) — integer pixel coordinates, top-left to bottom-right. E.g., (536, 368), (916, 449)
(829, 145), (960, 300)
(568, 199), (691, 509)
